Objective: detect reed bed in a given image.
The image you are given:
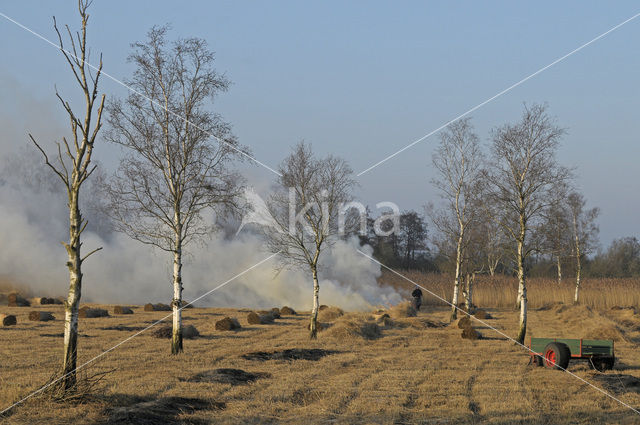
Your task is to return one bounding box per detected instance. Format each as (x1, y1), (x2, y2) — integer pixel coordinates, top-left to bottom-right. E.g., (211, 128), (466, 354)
(380, 271), (640, 310)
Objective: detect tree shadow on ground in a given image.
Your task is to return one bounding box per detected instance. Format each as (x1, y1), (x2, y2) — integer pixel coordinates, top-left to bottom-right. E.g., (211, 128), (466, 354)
(242, 348), (341, 362)
(90, 393), (225, 425)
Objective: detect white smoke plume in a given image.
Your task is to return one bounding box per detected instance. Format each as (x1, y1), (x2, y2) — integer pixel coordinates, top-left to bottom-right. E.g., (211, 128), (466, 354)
(0, 172), (401, 310)
(0, 76), (402, 311)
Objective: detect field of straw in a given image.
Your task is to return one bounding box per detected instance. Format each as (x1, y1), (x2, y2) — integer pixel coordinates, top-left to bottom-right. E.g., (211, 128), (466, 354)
(1, 294), (640, 424)
(381, 271), (640, 310)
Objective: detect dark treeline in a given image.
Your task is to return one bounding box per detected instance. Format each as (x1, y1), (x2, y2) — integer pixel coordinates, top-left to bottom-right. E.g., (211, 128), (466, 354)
(360, 210), (640, 280)
(358, 211), (438, 272)
(529, 236), (640, 279)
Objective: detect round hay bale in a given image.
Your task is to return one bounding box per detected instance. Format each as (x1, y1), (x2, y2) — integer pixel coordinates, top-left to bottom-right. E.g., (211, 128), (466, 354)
(35, 297), (59, 305)
(8, 293), (30, 307)
(270, 308), (281, 319)
(29, 311), (55, 321)
(183, 324), (200, 339)
(280, 306), (296, 315)
(260, 312), (275, 324)
(144, 303), (171, 312)
(389, 301), (417, 319)
(215, 317), (241, 331)
(318, 306), (344, 322)
(474, 310), (492, 320)
(457, 316), (472, 329)
(461, 326), (481, 340)
(247, 312), (262, 325)
(79, 308), (109, 318)
(1, 314), (17, 326)
(113, 306), (134, 315)
(252, 311), (276, 324)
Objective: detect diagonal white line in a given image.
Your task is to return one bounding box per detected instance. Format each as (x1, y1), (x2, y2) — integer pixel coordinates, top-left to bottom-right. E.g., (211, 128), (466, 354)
(357, 11), (640, 177)
(356, 249), (640, 416)
(0, 11), (282, 177)
(0, 251), (280, 416)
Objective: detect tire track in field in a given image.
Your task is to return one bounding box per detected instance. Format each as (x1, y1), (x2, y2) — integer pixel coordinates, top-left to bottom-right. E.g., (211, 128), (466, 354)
(395, 359), (432, 424)
(466, 359), (489, 424)
(519, 355), (553, 424)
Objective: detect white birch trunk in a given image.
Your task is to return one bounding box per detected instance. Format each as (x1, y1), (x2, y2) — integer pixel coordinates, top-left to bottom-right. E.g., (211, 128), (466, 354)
(573, 221), (582, 305)
(171, 214), (183, 354)
(171, 248), (183, 354)
(451, 234), (463, 321)
(62, 190), (82, 390)
(309, 266), (319, 339)
(465, 273), (474, 313)
(516, 235), (527, 344)
(557, 256), (562, 284)
(517, 283), (527, 344)
(516, 280), (523, 310)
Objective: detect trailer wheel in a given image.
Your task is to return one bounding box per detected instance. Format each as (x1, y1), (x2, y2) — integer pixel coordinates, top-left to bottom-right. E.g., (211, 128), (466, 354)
(591, 357), (615, 372)
(543, 342), (570, 370)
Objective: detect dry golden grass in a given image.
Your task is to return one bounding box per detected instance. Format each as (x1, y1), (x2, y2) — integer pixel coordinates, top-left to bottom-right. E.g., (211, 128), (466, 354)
(0, 299), (639, 424)
(381, 271), (640, 310)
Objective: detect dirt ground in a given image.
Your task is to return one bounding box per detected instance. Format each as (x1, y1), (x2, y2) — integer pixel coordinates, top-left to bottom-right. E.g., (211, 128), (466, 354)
(1, 302), (639, 424)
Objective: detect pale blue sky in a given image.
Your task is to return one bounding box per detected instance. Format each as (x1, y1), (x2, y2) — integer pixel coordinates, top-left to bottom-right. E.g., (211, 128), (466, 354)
(1, 1), (639, 246)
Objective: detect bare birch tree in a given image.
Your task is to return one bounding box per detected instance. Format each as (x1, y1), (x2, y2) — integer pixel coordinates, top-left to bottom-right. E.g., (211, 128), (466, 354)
(264, 142), (356, 339)
(483, 104), (570, 344)
(28, 0), (105, 391)
(430, 118), (483, 321)
(567, 191), (599, 304)
(477, 206), (508, 276)
(105, 26), (244, 354)
(540, 184), (572, 284)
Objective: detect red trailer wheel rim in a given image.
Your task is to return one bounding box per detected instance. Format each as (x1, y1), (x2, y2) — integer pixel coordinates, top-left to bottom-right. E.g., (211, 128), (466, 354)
(545, 349), (556, 367)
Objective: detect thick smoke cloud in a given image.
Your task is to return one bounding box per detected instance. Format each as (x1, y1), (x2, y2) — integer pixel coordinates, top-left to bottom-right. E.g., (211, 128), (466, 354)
(0, 76), (402, 310)
(0, 170), (401, 310)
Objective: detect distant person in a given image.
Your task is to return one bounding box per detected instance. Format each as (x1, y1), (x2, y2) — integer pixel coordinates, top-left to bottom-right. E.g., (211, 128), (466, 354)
(411, 286), (423, 311)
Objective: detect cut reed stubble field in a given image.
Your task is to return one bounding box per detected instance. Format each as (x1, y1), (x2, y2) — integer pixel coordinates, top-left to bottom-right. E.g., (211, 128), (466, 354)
(1, 296), (640, 424)
(381, 271), (640, 310)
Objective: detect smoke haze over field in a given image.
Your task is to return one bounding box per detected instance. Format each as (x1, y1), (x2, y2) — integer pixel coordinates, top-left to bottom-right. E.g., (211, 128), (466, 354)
(0, 73), (402, 311)
(0, 147), (400, 310)
(0, 166), (401, 310)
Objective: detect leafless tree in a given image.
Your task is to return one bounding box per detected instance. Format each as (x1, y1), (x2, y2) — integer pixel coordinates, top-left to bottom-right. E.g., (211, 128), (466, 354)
(540, 186), (572, 284)
(28, 0), (105, 392)
(483, 104), (570, 344)
(477, 206), (509, 276)
(264, 142), (356, 339)
(430, 118), (483, 321)
(105, 26), (244, 354)
(567, 191), (599, 304)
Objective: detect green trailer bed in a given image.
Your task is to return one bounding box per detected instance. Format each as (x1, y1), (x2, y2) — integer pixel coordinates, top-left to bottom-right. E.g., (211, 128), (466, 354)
(528, 337), (615, 371)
